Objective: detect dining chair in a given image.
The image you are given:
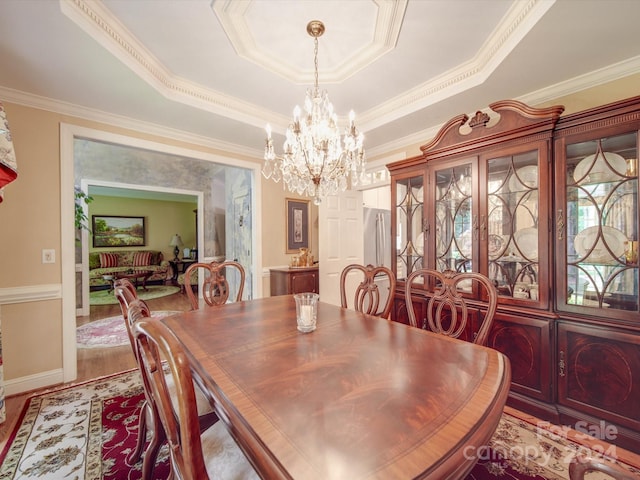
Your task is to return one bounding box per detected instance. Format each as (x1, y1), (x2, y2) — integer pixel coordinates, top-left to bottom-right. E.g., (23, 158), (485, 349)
(115, 290), (216, 479)
(183, 260), (245, 310)
(132, 315), (259, 479)
(569, 455), (636, 480)
(340, 263), (396, 319)
(404, 269), (498, 346)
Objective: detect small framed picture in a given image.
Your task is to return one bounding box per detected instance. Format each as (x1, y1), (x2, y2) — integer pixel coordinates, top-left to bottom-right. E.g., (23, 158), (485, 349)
(285, 198), (309, 253)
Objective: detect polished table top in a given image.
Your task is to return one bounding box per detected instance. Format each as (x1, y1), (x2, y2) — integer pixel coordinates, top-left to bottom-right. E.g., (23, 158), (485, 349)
(161, 295), (511, 479)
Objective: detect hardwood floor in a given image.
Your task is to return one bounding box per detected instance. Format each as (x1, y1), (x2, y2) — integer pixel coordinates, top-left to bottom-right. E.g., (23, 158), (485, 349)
(0, 290), (191, 449)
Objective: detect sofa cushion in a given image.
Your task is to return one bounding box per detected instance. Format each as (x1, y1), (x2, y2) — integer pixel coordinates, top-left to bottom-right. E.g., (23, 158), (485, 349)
(133, 251), (152, 266)
(99, 252), (119, 268)
(89, 250), (169, 288)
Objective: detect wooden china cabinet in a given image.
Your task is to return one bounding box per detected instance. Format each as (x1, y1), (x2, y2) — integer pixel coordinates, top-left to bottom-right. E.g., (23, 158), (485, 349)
(387, 97), (640, 453)
(553, 97), (640, 452)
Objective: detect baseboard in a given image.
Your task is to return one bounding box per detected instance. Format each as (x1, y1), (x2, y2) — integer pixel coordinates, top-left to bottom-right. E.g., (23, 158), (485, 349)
(4, 369), (65, 396)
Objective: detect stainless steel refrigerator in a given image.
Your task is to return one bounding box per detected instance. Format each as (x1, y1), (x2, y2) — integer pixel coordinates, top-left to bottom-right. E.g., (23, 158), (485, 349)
(363, 207), (392, 311)
(363, 207), (391, 268)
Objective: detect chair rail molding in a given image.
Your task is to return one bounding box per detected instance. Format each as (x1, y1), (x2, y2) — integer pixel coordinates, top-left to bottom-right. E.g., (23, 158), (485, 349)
(0, 284), (62, 304)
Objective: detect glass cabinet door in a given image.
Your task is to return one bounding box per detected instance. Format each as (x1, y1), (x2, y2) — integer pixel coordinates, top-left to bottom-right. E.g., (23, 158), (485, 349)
(487, 150), (540, 300)
(433, 161), (474, 278)
(394, 174), (424, 281)
(562, 132), (638, 313)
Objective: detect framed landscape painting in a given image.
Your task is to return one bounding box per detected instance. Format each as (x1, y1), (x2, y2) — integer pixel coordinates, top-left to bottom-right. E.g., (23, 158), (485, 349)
(92, 215), (146, 247)
(286, 198), (309, 253)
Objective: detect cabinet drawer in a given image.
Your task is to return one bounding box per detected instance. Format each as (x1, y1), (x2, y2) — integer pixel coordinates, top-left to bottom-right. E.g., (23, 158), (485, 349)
(270, 267), (319, 296)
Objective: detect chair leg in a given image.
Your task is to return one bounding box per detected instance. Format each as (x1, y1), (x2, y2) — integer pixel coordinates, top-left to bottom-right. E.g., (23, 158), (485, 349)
(127, 400), (150, 465)
(142, 429), (164, 480)
(128, 401), (166, 480)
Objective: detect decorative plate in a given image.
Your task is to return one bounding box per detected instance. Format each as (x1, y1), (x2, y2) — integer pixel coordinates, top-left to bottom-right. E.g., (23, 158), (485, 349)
(574, 225), (627, 264)
(508, 165), (538, 192)
(573, 151), (626, 184)
(513, 227), (538, 261)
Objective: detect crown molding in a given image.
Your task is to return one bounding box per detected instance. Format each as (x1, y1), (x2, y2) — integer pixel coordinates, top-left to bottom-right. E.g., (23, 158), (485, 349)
(368, 54), (640, 157)
(60, 0), (549, 136)
(60, 0), (278, 131)
(518, 55), (640, 106)
(0, 85), (262, 160)
(358, 0), (552, 131)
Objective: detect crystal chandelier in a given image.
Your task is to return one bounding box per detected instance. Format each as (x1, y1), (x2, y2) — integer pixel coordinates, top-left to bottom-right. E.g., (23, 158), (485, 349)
(263, 20), (365, 205)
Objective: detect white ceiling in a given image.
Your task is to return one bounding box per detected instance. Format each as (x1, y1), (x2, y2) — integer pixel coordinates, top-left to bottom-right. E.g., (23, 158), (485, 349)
(1, 0), (640, 161)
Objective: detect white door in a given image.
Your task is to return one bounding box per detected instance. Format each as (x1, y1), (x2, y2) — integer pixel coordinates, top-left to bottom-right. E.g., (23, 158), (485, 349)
(318, 189), (363, 306)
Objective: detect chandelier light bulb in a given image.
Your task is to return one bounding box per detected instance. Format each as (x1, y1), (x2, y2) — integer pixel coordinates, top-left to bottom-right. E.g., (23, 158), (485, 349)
(261, 20), (365, 204)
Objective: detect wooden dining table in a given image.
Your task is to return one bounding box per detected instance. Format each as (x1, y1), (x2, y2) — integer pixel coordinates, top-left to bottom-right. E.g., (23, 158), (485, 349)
(161, 295), (511, 480)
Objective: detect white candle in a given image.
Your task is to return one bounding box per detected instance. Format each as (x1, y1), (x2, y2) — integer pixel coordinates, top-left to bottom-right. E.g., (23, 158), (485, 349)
(300, 305), (313, 325)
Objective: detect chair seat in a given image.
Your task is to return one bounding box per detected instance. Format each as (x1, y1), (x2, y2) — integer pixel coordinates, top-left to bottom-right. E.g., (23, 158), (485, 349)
(164, 364), (213, 415)
(201, 422), (259, 479)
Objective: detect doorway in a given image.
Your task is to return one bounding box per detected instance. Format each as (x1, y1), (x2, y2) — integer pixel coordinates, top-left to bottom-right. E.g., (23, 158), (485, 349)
(76, 181), (203, 316)
(61, 124), (262, 383)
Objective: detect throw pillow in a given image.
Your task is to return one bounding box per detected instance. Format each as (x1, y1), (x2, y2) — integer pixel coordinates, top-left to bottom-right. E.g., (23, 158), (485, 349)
(133, 251), (152, 267)
(99, 252), (119, 268)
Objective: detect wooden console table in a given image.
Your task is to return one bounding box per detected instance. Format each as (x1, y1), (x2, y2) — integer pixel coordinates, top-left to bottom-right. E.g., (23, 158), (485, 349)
(270, 266), (319, 296)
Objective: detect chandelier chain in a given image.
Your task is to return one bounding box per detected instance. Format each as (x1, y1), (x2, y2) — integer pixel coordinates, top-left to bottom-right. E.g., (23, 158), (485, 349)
(313, 36), (319, 95)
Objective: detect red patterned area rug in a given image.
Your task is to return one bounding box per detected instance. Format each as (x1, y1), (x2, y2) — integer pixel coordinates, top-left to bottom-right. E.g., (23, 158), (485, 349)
(1, 370), (638, 479)
(0, 370), (170, 479)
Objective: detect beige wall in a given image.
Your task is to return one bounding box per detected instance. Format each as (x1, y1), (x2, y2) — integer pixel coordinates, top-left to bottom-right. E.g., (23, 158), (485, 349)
(0, 75), (637, 390)
(260, 178), (320, 295)
(89, 195), (198, 260)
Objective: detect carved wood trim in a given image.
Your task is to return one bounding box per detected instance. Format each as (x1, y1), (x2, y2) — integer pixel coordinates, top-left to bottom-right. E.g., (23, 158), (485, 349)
(554, 111), (640, 138)
(419, 99), (564, 157)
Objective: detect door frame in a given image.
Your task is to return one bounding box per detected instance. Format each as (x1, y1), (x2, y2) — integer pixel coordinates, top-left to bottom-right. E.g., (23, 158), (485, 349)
(61, 123), (262, 382)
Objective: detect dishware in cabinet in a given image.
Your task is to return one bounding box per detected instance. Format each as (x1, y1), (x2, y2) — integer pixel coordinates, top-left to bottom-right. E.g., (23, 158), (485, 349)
(389, 101), (562, 311)
(430, 158), (476, 276)
(555, 116), (640, 320)
(483, 142), (551, 308)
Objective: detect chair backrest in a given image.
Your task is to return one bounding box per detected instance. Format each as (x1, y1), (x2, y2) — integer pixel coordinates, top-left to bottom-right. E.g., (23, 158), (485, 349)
(115, 277), (138, 297)
(340, 264), (396, 319)
(184, 261), (245, 310)
(114, 278), (139, 354)
(405, 269), (498, 346)
(569, 455), (637, 480)
(132, 314), (210, 479)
